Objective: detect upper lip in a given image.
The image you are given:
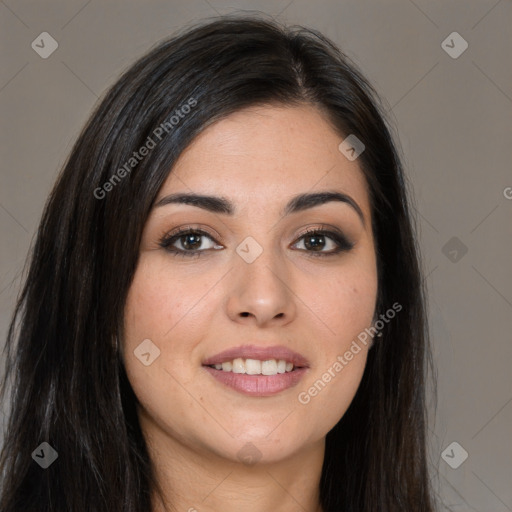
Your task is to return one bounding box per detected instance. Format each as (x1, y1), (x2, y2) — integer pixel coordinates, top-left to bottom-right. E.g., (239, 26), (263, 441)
(202, 344), (310, 368)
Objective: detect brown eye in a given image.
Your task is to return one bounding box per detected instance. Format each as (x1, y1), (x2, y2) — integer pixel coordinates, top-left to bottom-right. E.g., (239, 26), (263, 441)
(159, 229), (222, 257)
(293, 229), (354, 256)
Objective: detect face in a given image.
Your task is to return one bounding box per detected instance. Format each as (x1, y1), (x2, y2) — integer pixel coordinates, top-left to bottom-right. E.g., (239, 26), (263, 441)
(123, 104), (378, 465)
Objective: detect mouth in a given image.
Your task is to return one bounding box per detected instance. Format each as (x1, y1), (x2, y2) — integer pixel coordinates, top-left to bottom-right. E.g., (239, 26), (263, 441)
(201, 345), (309, 396)
(205, 358), (300, 375)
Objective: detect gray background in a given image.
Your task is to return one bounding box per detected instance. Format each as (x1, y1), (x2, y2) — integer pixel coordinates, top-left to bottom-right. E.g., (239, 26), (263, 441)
(1, 1), (511, 510)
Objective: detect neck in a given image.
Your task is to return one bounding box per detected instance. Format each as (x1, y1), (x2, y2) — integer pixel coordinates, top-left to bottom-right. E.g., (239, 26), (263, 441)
(141, 412), (325, 512)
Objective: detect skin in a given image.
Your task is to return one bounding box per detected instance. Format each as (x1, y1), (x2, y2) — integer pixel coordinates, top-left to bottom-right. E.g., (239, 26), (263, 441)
(122, 103), (378, 512)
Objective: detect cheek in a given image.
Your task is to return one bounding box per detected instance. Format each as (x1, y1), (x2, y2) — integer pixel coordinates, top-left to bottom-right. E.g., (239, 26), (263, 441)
(121, 258), (207, 431)
(123, 256), (211, 346)
(122, 255), (224, 396)
(294, 261), (377, 429)
(312, 262), (378, 347)
(298, 353), (367, 437)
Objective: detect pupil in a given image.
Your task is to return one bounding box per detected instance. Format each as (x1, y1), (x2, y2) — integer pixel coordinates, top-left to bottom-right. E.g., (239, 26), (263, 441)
(183, 234), (201, 250)
(305, 234), (325, 251)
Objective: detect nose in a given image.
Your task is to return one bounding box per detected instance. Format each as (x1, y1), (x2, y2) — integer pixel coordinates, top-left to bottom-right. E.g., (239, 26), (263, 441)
(226, 248), (297, 328)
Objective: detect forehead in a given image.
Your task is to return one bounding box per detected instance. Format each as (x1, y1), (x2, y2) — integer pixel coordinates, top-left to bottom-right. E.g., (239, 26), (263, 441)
(157, 104), (370, 215)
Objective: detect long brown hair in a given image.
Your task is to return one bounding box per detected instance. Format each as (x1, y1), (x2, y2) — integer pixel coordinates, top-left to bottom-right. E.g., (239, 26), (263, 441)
(0, 14), (439, 511)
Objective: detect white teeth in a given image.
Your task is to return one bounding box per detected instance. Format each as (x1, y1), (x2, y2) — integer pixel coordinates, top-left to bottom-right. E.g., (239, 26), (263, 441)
(232, 358), (245, 373)
(276, 359), (286, 374)
(210, 358), (296, 374)
(261, 359), (278, 375)
(245, 359), (261, 375)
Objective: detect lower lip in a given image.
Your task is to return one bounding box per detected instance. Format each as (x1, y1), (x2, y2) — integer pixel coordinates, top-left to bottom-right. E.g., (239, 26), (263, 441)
(203, 366), (308, 396)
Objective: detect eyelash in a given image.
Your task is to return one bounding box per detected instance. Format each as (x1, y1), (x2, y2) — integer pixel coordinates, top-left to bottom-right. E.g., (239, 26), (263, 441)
(158, 225), (354, 259)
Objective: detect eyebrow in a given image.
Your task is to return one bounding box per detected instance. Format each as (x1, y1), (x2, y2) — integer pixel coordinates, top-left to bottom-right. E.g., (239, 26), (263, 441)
(154, 190), (366, 227)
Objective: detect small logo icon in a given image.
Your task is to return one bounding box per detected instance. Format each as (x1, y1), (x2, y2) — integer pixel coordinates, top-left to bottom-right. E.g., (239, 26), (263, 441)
(441, 32), (468, 59)
(503, 187), (512, 200)
(338, 134), (365, 161)
(31, 32), (59, 59)
(442, 236), (468, 263)
(134, 338), (161, 366)
(236, 236), (263, 263)
(32, 442), (58, 469)
(441, 441), (468, 469)
(236, 442), (262, 465)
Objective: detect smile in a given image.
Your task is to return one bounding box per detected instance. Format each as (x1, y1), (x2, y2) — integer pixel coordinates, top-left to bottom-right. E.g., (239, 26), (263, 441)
(206, 358), (296, 375)
(202, 345), (309, 396)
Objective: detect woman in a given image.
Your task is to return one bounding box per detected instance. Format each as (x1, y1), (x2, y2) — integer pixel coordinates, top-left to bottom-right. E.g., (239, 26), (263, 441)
(0, 14), (439, 512)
